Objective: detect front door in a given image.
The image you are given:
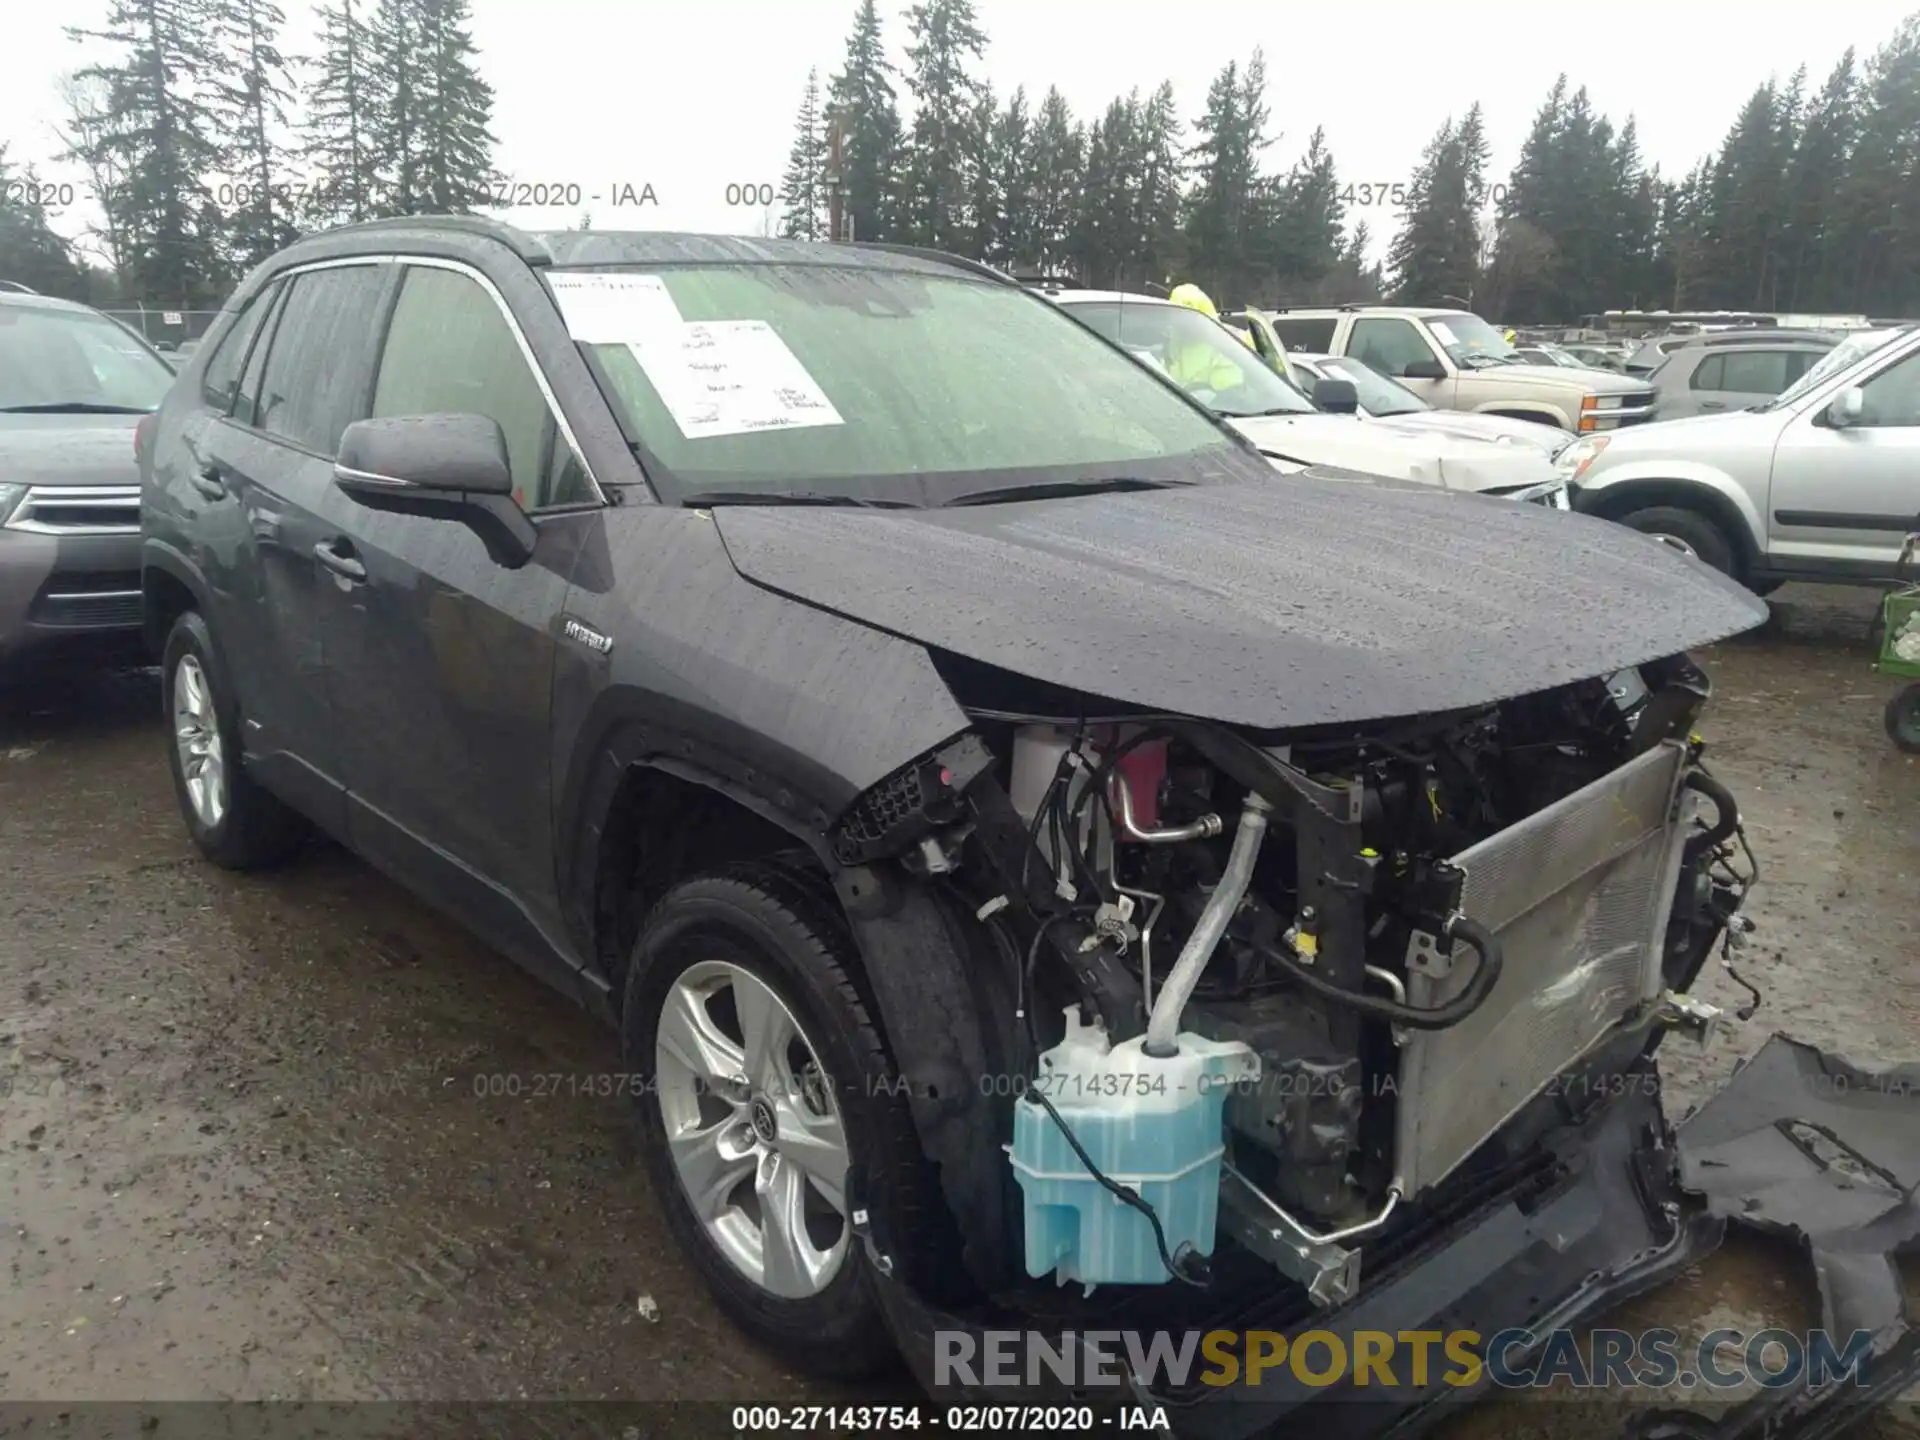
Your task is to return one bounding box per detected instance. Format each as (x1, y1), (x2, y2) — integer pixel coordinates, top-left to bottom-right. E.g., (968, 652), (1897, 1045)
(1768, 340), (1920, 572)
(1346, 316), (1456, 409)
(319, 259), (598, 975)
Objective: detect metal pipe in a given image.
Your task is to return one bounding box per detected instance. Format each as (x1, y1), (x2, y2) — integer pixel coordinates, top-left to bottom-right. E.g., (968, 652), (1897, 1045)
(1143, 791), (1272, 1056)
(1224, 1160), (1404, 1245)
(1108, 774), (1223, 844)
(1363, 965), (1406, 1004)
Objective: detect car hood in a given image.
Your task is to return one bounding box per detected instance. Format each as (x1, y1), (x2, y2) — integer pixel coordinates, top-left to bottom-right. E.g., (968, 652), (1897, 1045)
(1470, 363), (1646, 395)
(0, 413), (143, 487)
(709, 473), (1768, 730)
(1372, 409), (1571, 457)
(1227, 414), (1555, 493)
(1592, 407), (1777, 460)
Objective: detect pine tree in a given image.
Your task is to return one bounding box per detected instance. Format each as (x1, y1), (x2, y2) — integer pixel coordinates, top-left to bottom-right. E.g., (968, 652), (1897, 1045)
(1780, 51), (1860, 308)
(299, 0), (378, 227)
(990, 87), (1034, 267)
(206, 0), (299, 269)
(958, 82), (999, 261)
(1023, 87), (1081, 273)
(1132, 82), (1184, 287)
(361, 0), (426, 214)
(826, 0), (901, 243)
(1836, 13), (1920, 313)
(410, 0), (495, 212)
(899, 0), (987, 249)
(1185, 54), (1270, 299)
(64, 0), (230, 304)
(1385, 113), (1484, 305)
(777, 68), (827, 240)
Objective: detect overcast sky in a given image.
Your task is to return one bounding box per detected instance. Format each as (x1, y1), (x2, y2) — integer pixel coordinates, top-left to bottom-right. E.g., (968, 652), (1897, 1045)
(4, 0), (1914, 267)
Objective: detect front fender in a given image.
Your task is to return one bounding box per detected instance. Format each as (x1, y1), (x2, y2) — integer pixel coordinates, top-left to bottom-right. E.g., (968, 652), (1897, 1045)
(140, 536), (214, 652)
(1578, 457), (1767, 553)
(1468, 400), (1572, 428)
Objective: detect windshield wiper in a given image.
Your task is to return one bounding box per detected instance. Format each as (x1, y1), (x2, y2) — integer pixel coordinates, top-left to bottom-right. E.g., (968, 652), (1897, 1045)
(678, 489), (917, 509)
(1, 402), (154, 414)
(1221, 406), (1312, 418)
(944, 476), (1188, 507)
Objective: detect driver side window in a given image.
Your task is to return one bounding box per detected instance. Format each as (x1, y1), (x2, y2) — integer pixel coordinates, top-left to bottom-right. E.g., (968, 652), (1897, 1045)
(1349, 319), (1434, 377)
(1857, 350), (1920, 428)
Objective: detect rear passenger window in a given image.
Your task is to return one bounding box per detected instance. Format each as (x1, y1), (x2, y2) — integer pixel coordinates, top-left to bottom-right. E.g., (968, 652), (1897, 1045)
(199, 282), (278, 413)
(1690, 355), (1724, 390)
(254, 264), (389, 454)
(1714, 350), (1793, 395)
(1273, 317), (1338, 351)
(371, 266), (561, 510)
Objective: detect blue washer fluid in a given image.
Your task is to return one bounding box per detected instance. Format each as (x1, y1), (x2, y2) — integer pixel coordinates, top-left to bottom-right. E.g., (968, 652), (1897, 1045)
(1009, 1008), (1260, 1288)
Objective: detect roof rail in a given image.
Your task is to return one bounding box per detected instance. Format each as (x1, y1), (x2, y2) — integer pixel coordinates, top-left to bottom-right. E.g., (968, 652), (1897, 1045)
(312, 213), (554, 264)
(0, 280), (38, 294)
(852, 242), (1022, 287)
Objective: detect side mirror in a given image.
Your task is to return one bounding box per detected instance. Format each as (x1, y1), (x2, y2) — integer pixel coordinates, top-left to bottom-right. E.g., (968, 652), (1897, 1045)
(333, 413), (535, 568)
(1312, 376), (1360, 414)
(1401, 357), (1447, 381)
(1825, 386), (1865, 428)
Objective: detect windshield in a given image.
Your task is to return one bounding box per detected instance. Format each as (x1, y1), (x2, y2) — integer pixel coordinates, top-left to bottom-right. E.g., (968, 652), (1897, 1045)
(1421, 312), (1518, 368)
(1764, 328), (1904, 411)
(0, 303), (174, 411)
(551, 264), (1253, 505)
(1059, 300), (1318, 418)
(1318, 355), (1429, 415)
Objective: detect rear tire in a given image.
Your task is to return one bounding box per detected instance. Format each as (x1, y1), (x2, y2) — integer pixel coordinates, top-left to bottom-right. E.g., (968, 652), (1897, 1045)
(1887, 684), (1920, 754)
(161, 611), (307, 870)
(622, 864), (958, 1379)
(1617, 505), (1737, 579)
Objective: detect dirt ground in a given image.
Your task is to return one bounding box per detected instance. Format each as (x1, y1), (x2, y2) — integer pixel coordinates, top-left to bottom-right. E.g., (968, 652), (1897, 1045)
(2, 583), (1915, 1438)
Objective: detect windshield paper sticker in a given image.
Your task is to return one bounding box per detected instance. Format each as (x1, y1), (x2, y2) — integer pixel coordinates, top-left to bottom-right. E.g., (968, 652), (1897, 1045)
(548, 273), (684, 342)
(627, 320), (844, 439)
(1428, 320), (1459, 347)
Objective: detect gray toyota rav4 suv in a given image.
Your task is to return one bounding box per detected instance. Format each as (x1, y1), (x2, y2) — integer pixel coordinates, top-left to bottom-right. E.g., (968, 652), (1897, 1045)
(139, 218), (1919, 1436)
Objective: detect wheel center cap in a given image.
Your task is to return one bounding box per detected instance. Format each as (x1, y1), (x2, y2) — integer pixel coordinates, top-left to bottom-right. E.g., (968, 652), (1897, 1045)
(748, 1096), (778, 1145)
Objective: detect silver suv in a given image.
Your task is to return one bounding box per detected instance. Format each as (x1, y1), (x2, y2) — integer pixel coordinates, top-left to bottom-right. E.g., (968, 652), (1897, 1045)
(1647, 331), (1840, 420)
(1266, 306), (1658, 433)
(1567, 325), (1920, 588)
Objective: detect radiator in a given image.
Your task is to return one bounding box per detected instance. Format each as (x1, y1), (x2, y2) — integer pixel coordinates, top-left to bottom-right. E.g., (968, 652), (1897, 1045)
(1392, 739), (1691, 1195)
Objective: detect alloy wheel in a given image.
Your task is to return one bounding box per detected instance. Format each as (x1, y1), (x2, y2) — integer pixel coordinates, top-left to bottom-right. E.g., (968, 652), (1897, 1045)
(172, 654), (227, 828)
(655, 959), (851, 1299)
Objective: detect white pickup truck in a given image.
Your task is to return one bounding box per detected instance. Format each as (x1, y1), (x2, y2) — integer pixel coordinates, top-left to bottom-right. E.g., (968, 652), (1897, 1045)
(1255, 305), (1660, 434)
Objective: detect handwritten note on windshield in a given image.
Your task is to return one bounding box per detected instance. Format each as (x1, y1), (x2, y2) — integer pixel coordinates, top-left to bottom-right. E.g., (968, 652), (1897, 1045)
(627, 320), (844, 439)
(548, 273), (684, 342)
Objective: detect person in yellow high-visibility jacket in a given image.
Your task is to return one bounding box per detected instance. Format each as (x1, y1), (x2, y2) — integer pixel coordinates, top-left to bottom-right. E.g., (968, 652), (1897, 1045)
(1163, 283), (1248, 396)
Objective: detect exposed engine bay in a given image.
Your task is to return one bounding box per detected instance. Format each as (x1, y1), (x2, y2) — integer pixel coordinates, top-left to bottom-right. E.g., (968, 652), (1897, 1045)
(832, 652), (1758, 1308)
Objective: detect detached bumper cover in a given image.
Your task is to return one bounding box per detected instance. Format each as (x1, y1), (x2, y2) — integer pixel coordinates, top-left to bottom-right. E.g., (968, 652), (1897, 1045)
(1630, 1034), (1920, 1440)
(873, 1036), (1919, 1440)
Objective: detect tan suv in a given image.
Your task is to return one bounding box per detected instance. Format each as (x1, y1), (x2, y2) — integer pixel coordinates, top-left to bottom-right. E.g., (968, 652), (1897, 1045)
(1265, 306), (1659, 434)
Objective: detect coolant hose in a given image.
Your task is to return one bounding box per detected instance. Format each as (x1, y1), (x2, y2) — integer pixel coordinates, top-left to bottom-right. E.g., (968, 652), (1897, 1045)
(1255, 912), (1505, 1032)
(1142, 792), (1273, 1056)
(1681, 769), (1739, 862)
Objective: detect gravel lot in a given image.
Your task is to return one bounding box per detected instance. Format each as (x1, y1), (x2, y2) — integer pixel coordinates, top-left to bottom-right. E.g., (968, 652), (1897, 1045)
(2, 584), (1915, 1438)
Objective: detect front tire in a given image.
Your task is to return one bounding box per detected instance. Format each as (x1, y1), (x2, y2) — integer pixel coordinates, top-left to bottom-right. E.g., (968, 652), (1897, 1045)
(1887, 683), (1920, 754)
(622, 865), (955, 1379)
(161, 611), (307, 869)
(1617, 505), (1738, 578)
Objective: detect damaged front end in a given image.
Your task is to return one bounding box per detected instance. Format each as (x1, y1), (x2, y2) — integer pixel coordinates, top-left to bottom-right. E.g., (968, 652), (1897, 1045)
(820, 642), (1902, 1435)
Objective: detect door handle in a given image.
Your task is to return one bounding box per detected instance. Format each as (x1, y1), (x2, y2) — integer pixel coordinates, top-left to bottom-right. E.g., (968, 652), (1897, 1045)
(1700, 401), (1726, 411)
(313, 539), (367, 582)
(189, 465), (226, 500)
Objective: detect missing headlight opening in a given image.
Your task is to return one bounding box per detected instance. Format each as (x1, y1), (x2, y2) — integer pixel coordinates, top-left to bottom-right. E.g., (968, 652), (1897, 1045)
(832, 653), (1758, 1303)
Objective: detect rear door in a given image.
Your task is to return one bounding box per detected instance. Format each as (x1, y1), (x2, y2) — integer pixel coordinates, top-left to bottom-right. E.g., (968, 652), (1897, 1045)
(1676, 347), (1808, 418)
(317, 257), (600, 969)
(1768, 337), (1920, 573)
